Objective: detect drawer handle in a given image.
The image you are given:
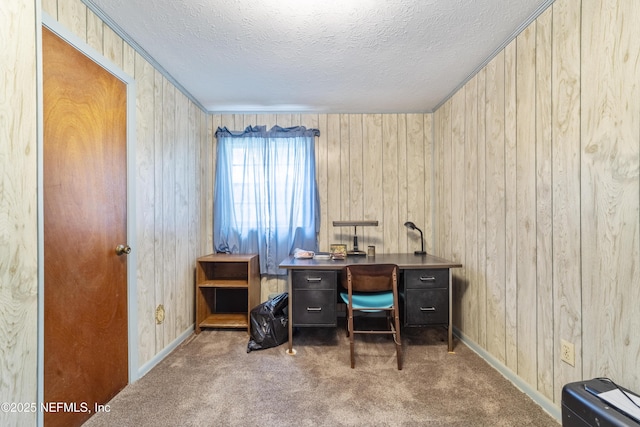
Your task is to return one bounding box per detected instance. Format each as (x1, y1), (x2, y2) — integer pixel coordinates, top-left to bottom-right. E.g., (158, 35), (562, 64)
(306, 307), (322, 312)
(419, 276), (436, 282)
(420, 307), (436, 312)
(306, 277), (322, 282)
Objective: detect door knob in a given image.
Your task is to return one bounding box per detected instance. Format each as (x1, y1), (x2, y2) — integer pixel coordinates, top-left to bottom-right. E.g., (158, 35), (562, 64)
(115, 244), (131, 256)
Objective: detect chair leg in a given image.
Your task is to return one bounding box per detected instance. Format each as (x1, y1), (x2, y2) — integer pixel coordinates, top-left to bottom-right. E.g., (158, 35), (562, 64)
(392, 308), (403, 370)
(350, 337), (355, 368)
(384, 311), (402, 370)
(345, 313), (351, 337)
(348, 311), (355, 368)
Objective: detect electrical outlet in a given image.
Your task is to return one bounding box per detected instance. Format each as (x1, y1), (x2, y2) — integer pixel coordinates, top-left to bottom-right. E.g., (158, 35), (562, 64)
(561, 339), (575, 366)
(155, 304), (165, 324)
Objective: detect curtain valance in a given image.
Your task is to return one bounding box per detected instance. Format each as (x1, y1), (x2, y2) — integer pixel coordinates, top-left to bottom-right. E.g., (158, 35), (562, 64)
(215, 125), (320, 139)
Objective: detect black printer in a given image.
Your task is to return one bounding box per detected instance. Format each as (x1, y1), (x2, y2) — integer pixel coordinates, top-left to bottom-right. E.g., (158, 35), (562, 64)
(562, 378), (640, 427)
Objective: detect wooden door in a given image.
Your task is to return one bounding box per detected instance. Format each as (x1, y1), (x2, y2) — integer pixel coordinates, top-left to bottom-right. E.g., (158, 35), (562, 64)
(43, 27), (129, 427)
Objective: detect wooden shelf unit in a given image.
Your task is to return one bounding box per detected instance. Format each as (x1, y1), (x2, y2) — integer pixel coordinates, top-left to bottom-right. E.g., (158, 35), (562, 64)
(195, 253), (260, 334)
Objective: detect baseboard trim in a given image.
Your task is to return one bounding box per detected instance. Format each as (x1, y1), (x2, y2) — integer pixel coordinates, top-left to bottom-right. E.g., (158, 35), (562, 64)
(135, 325), (195, 381)
(454, 328), (562, 423)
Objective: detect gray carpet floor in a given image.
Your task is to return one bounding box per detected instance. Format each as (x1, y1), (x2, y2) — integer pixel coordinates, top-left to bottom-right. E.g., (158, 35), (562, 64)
(84, 323), (560, 426)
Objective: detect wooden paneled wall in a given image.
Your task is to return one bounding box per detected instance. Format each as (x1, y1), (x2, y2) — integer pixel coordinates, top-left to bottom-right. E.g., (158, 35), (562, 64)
(208, 113), (432, 300)
(7, 0), (636, 422)
(435, 0), (640, 407)
(43, 0), (210, 369)
(0, 0), (39, 425)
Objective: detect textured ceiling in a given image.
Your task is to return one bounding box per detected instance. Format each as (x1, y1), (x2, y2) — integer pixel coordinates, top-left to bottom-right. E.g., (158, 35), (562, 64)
(85, 0), (551, 113)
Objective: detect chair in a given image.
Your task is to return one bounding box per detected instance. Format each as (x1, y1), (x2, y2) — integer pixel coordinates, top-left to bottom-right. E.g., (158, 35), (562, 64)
(340, 264), (403, 370)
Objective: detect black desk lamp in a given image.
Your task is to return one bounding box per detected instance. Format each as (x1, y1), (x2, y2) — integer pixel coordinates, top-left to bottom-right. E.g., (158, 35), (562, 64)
(404, 221), (426, 255)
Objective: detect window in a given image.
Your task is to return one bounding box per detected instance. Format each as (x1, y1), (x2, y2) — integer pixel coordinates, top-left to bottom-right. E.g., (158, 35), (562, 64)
(214, 125), (320, 275)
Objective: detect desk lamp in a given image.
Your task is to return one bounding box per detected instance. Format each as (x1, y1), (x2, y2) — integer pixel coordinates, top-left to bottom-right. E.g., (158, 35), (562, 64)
(404, 221), (426, 255)
(333, 220), (378, 256)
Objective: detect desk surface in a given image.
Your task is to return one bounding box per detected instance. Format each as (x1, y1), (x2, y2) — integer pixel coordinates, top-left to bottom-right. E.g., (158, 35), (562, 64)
(279, 253), (462, 270)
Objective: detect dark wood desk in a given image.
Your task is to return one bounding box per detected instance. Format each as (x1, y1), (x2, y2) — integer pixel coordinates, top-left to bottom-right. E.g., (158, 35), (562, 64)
(279, 253), (462, 354)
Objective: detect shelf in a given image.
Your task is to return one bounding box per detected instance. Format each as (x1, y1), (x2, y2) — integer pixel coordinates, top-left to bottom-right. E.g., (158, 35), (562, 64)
(199, 313), (248, 329)
(195, 253), (260, 334)
(198, 279), (249, 288)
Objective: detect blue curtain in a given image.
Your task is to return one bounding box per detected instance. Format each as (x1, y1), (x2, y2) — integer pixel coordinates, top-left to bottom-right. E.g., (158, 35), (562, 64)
(214, 125), (320, 275)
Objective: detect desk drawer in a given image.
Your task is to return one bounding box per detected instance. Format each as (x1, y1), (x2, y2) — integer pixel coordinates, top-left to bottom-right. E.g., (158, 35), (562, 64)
(404, 288), (448, 326)
(404, 269), (448, 289)
(293, 288), (336, 326)
(292, 270), (337, 290)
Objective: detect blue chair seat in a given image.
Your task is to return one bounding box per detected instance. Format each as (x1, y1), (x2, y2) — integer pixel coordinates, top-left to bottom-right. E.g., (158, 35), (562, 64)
(340, 290), (393, 311)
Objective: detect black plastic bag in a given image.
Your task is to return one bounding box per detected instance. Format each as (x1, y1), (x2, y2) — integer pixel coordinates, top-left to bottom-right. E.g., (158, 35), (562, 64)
(247, 292), (289, 352)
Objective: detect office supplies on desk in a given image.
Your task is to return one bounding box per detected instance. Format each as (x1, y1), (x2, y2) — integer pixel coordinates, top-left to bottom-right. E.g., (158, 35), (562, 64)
(330, 244), (347, 260)
(314, 252), (331, 260)
(332, 220), (378, 256)
(293, 248), (314, 259)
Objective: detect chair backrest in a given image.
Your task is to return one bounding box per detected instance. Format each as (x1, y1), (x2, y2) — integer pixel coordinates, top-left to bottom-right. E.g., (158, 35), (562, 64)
(343, 264), (398, 292)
